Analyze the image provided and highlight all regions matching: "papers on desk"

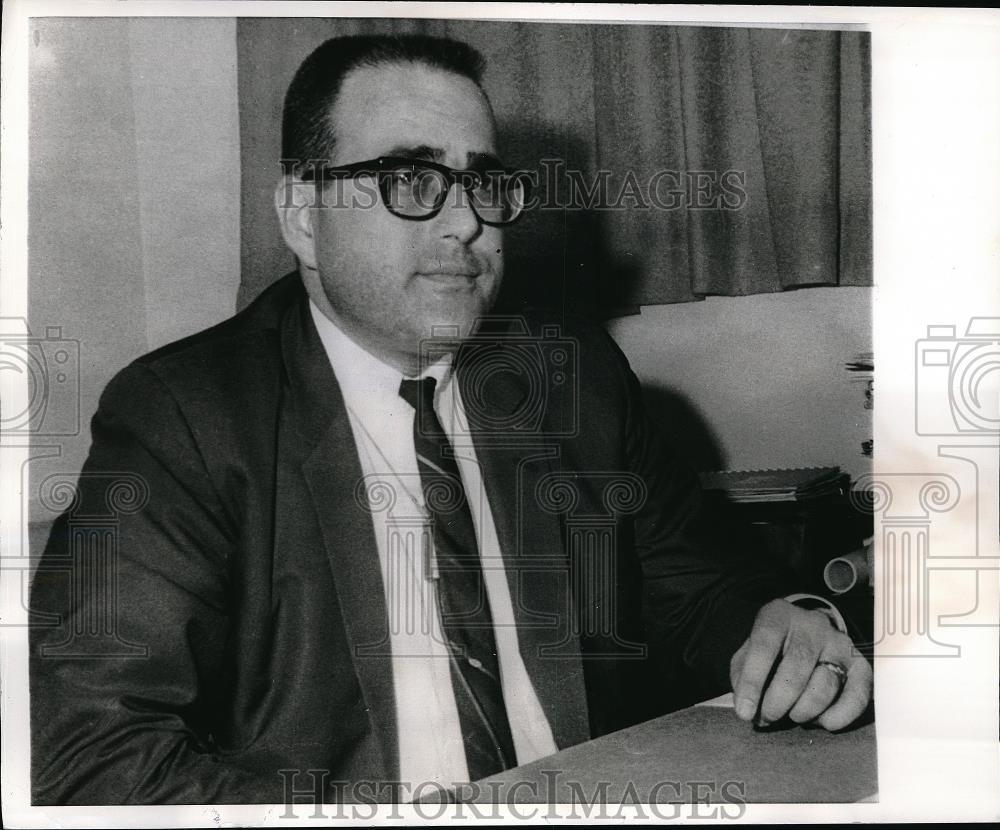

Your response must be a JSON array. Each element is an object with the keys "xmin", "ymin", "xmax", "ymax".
[
  {"xmin": 845, "ymin": 351, "xmax": 874, "ymax": 374},
  {"xmin": 698, "ymin": 466, "xmax": 848, "ymax": 503},
  {"xmin": 695, "ymin": 692, "xmax": 736, "ymax": 708},
  {"xmin": 846, "ymin": 351, "xmax": 874, "ymax": 459}
]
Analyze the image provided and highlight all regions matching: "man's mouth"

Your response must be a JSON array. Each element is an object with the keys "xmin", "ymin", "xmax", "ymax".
[{"xmin": 415, "ymin": 269, "xmax": 481, "ymax": 283}]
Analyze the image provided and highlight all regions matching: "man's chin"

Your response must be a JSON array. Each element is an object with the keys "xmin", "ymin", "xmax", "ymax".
[
  {"xmin": 404, "ymin": 308, "xmax": 490, "ymax": 358},
  {"xmin": 414, "ymin": 296, "xmax": 495, "ymax": 337}
]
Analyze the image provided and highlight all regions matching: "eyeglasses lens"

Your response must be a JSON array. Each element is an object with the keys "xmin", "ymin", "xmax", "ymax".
[
  {"xmin": 383, "ymin": 166, "xmax": 444, "ymax": 216},
  {"xmin": 384, "ymin": 163, "xmax": 523, "ymax": 224},
  {"xmin": 470, "ymin": 174, "xmax": 524, "ymax": 224}
]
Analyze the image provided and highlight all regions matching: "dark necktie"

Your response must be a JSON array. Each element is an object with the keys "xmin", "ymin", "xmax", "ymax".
[{"xmin": 398, "ymin": 376, "xmax": 516, "ymax": 780}]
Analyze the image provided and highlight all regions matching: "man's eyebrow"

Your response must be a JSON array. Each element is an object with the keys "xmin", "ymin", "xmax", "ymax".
[
  {"xmin": 384, "ymin": 146, "xmax": 506, "ymax": 169},
  {"xmin": 385, "ymin": 144, "xmax": 445, "ymax": 162}
]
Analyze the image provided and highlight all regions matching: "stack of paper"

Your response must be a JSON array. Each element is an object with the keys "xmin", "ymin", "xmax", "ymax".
[
  {"xmin": 846, "ymin": 351, "xmax": 874, "ymax": 457},
  {"xmin": 845, "ymin": 352, "xmax": 873, "ymax": 374},
  {"xmin": 698, "ymin": 466, "xmax": 848, "ymax": 503}
]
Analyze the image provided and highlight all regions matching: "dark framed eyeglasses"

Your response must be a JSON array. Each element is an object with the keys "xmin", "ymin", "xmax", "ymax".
[{"xmin": 296, "ymin": 156, "xmax": 530, "ymax": 226}]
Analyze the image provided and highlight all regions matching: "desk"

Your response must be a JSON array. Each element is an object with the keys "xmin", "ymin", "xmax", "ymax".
[{"xmin": 472, "ymin": 700, "xmax": 877, "ymax": 804}]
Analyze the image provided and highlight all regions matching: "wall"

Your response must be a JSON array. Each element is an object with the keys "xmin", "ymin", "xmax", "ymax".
[
  {"xmin": 606, "ymin": 288, "xmax": 872, "ymax": 481},
  {"xmin": 27, "ymin": 18, "xmax": 241, "ymax": 522},
  {"xmin": 24, "ymin": 17, "xmax": 871, "ymax": 527}
]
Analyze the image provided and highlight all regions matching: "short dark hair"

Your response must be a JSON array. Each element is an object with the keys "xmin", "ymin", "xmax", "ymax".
[{"xmin": 281, "ymin": 34, "xmax": 487, "ymax": 172}]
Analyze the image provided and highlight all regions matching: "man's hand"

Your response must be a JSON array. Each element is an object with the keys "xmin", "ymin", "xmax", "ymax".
[{"xmin": 730, "ymin": 599, "xmax": 873, "ymax": 731}]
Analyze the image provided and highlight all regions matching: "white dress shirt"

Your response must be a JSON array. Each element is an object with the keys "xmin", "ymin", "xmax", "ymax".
[{"xmin": 309, "ymin": 300, "xmax": 558, "ymax": 790}]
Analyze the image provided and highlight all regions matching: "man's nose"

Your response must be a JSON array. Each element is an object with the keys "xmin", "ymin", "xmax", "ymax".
[{"xmin": 435, "ymin": 181, "xmax": 482, "ymax": 243}]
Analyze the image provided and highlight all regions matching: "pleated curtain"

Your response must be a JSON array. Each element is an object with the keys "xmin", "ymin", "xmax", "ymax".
[{"xmin": 237, "ymin": 19, "xmax": 871, "ymax": 314}]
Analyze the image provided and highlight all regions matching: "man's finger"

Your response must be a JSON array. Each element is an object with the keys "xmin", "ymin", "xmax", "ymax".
[
  {"xmin": 787, "ymin": 662, "xmax": 844, "ymax": 724},
  {"xmin": 729, "ymin": 640, "xmax": 749, "ymax": 692},
  {"xmin": 816, "ymin": 657, "xmax": 873, "ymax": 731},
  {"xmin": 757, "ymin": 635, "xmax": 821, "ymax": 724},
  {"xmin": 732, "ymin": 604, "xmax": 786, "ymax": 721}
]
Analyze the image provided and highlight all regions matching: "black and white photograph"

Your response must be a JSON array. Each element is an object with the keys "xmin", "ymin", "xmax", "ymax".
[{"xmin": 1, "ymin": 2, "xmax": 997, "ymax": 825}]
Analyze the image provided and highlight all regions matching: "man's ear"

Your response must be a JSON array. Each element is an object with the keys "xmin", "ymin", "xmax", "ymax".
[{"xmin": 274, "ymin": 176, "xmax": 318, "ymax": 271}]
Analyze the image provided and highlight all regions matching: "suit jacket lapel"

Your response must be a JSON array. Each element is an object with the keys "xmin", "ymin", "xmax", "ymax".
[
  {"xmin": 279, "ymin": 296, "xmax": 591, "ymax": 771},
  {"xmin": 457, "ymin": 339, "xmax": 592, "ymax": 751},
  {"xmin": 280, "ymin": 293, "xmax": 398, "ymax": 781}
]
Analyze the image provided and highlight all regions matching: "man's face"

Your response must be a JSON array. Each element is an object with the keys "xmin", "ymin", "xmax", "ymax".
[{"xmin": 304, "ymin": 61, "xmax": 504, "ymax": 370}]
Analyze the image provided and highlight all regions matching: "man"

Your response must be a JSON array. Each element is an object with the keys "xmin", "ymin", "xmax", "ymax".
[{"xmin": 30, "ymin": 34, "xmax": 872, "ymax": 805}]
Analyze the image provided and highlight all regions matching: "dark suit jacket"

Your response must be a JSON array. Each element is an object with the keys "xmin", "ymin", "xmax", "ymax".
[{"xmin": 30, "ymin": 274, "xmax": 795, "ymax": 804}]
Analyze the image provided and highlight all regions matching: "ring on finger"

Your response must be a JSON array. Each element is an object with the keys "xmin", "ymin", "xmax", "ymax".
[{"xmin": 816, "ymin": 660, "xmax": 848, "ymax": 688}]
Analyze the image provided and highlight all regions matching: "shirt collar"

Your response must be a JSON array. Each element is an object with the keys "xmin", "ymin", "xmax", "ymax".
[{"xmin": 308, "ymin": 299, "xmax": 453, "ymax": 402}]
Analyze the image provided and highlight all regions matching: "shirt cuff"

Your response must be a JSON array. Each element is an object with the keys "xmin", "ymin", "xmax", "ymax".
[{"xmin": 783, "ymin": 593, "xmax": 849, "ymax": 635}]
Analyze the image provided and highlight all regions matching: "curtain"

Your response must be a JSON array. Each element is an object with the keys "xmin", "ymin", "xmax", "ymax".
[{"xmin": 237, "ymin": 19, "xmax": 871, "ymax": 314}]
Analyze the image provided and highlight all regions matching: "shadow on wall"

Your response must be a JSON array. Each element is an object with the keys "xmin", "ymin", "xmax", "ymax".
[
  {"xmin": 640, "ymin": 384, "xmax": 726, "ymax": 473},
  {"xmin": 494, "ymin": 121, "xmax": 641, "ymax": 318}
]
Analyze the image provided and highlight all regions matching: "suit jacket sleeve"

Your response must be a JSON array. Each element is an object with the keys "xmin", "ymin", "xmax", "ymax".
[
  {"xmin": 604, "ymin": 330, "xmax": 798, "ymax": 695},
  {"xmin": 30, "ymin": 362, "xmax": 270, "ymax": 804}
]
